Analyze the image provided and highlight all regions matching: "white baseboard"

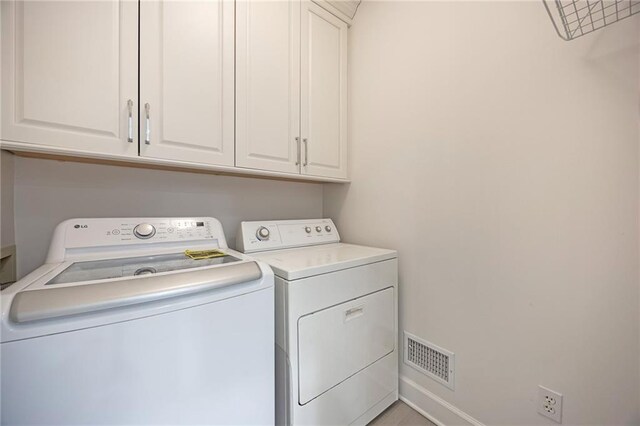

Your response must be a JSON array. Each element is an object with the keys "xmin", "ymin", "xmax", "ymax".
[{"xmin": 399, "ymin": 376, "xmax": 485, "ymax": 426}]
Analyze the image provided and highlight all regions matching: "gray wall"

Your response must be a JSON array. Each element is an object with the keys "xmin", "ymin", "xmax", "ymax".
[
  {"xmin": 1, "ymin": 151, "xmax": 15, "ymax": 249},
  {"xmin": 14, "ymin": 156, "xmax": 323, "ymax": 278},
  {"xmin": 324, "ymin": 1, "xmax": 639, "ymax": 424},
  {"xmin": 0, "ymin": 4, "xmax": 11, "ymax": 251}
]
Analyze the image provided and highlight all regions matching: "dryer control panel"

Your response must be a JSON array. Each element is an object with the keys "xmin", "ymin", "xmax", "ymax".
[{"xmin": 236, "ymin": 219, "xmax": 339, "ymax": 253}]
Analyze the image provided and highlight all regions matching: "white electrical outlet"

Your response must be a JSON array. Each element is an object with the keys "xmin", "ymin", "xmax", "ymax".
[{"xmin": 538, "ymin": 386, "xmax": 563, "ymax": 423}]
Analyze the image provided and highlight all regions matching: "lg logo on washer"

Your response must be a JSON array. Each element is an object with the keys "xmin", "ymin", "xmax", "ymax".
[{"xmin": 74, "ymin": 224, "xmax": 88, "ymax": 229}]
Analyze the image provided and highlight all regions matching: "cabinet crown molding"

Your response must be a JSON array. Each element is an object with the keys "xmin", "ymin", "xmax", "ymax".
[{"xmin": 311, "ymin": 0, "xmax": 361, "ymax": 24}]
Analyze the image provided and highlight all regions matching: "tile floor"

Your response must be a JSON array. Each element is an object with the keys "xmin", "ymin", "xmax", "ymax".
[{"xmin": 368, "ymin": 401, "xmax": 436, "ymax": 426}]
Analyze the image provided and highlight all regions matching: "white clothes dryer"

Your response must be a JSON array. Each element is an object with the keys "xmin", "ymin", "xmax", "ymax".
[{"xmin": 237, "ymin": 219, "xmax": 398, "ymax": 426}]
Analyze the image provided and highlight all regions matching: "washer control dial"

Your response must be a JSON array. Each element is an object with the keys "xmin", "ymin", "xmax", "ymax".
[
  {"xmin": 315, "ymin": 226, "xmax": 322, "ymax": 233},
  {"xmin": 256, "ymin": 226, "xmax": 270, "ymax": 241},
  {"xmin": 305, "ymin": 226, "xmax": 312, "ymax": 233},
  {"xmin": 133, "ymin": 223, "xmax": 156, "ymax": 239},
  {"xmin": 325, "ymin": 225, "xmax": 332, "ymax": 232}
]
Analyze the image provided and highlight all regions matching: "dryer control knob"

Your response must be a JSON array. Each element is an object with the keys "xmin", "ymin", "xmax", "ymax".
[
  {"xmin": 256, "ymin": 226, "xmax": 270, "ymax": 241},
  {"xmin": 305, "ymin": 226, "xmax": 312, "ymax": 233},
  {"xmin": 134, "ymin": 223, "xmax": 156, "ymax": 239},
  {"xmin": 315, "ymin": 226, "xmax": 322, "ymax": 233},
  {"xmin": 325, "ymin": 225, "xmax": 332, "ymax": 232}
]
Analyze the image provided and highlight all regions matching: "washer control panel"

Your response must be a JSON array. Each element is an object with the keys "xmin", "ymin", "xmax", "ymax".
[
  {"xmin": 63, "ymin": 217, "xmax": 219, "ymax": 249},
  {"xmin": 236, "ymin": 219, "xmax": 339, "ymax": 253}
]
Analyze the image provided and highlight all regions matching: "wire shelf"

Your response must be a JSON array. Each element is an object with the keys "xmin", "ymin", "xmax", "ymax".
[{"xmin": 543, "ymin": 0, "xmax": 640, "ymax": 40}]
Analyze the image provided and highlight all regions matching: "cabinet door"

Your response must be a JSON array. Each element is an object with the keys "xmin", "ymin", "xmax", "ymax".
[
  {"xmin": 300, "ymin": 2, "xmax": 347, "ymax": 179},
  {"xmin": 1, "ymin": 0, "xmax": 138, "ymax": 156},
  {"xmin": 236, "ymin": 0, "xmax": 301, "ymax": 174},
  {"xmin": 139, "ymin": 0, "xmax": 234, "ymax": 166}
]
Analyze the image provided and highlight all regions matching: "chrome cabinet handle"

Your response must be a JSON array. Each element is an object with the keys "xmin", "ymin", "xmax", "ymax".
[
  {"xmin": 127, "ymin": 99, "xmax": 134, "ymax": 143},
  {"xmin": 144, "ymin": 103, "xmax": 151, "ymax": 145},
  {"xmin": 295, "ymin": 137, "xmax": 300, "ymax": 166},
  {"xmin": 303, "ymin": 138, "xmax": 308, "ymax": 166}
]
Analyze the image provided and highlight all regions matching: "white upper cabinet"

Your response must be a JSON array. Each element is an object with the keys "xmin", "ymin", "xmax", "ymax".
[
  {"xmin": 139, "ymin": 0, "xmax": 235, "ymax": 166},
  {"xmin": 237, "ymin": 0, "xmax": 348, "ymax": 179},
  {"xmin": 236, "ymin": 0, "xmax": 301, "ymax": 174},
  {"xmin": 1, "ymin": 0, "xmax": 138, "ymax": 156},
  {"xmin": 301, "ymin": 1, "xmax": 348, "ymax": 179},
  {"xmin": 1, "ymin": 0, "xmax": 349, "ymax": 181}
]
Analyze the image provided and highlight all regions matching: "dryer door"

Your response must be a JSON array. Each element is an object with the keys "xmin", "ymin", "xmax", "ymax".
[{"xmin": 297, "ymin": 287, "xmax": 395, "ymax": 404}]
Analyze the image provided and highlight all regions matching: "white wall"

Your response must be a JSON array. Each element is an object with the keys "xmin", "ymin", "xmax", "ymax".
[
  {"xmin": 1, "ymin": 151, "xmax": 15, "ymax": 249},
  {"xmin": 14, "ymin": 157, "xmax": 323, "ymax": 278},
  {"xmin": 324, "ymin": 2, "xmax": 640, "ymax": 425}
]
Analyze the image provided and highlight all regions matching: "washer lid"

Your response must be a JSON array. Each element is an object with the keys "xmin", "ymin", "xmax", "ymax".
[
  {"xmin": 45, "ymin": 252, "xmax": 243, "ymax": 286},
  {"xmin": 248, "ymin": 243, "xmax": 396, "ymax": 280},
  {"xmin": 9, "ymin": 260, "xmax": 262, "ymax": 324}
]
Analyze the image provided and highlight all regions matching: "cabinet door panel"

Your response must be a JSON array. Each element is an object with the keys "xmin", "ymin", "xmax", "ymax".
[
  {"xmin": 300, "ymin": 2, "xmax": 347, "ymax": 179},
  {"xmin": 1, "ymin": 0, "xmax": 138, "ymax": 156},
  {"xmin": 140, "ymin": 0, "xmax": 234, "ymax": 166},
  {"xmin": 236, "ymin": 0, "xmax": 301, "ymax": 174}
]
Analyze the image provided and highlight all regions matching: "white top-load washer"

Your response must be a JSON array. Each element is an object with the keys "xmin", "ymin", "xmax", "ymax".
[
  {"xmin": 237, "ymin": 219, "xmax": 398, "ymax": 426},
  {"xmin": 1, "ymin": 217, "xmax": 274, "ymax": 426}
]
